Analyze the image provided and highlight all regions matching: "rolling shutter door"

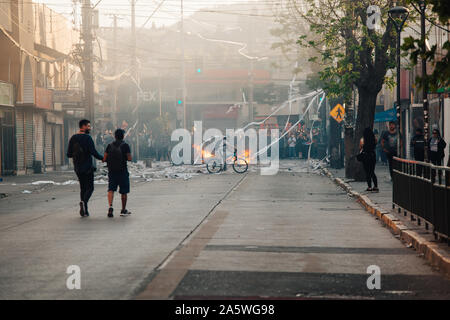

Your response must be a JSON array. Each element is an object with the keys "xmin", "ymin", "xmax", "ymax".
[
  {"xmin": 15, "ymin": 109, "xmax": 25, "ymax": 171},
  {"xmin": 24, "ymin": 110, "xmax": 33, "ymax": 168},
  {"xmin": 33, "ymin": 112, "xmax": 44, "ymax": 162},
  {"xmin": 44, "ymin": 123, "xmax": 53, "ymax": 167},
  {"xmin": 55, "ymin": 124, "xmax": 62, "ymax": 166}
]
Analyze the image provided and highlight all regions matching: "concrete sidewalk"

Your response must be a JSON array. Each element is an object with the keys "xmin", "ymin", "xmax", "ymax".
[
  {"xmin": 328, "ymin": 163, "xmax": 392, "ymax": 209},
  {"xmin": 325, "ymin": 163, "xmax": 450, "ymax": 277},
  {"xmin": 0, "ymin": 170, "xmax": 79, "ymax": 199}
]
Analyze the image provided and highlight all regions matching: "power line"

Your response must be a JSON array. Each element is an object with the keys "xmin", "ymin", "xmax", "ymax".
[
  {"xmin": 410, "ymin": 2, "xmax": 450, "ymax": 33},
  {"xmin": 140, "ymin": 0, "xmax": 165, "ymax": 28}
]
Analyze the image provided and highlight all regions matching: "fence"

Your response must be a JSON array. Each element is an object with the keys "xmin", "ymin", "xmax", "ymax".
[{"xmin": 392, "ymin": 157, "xmax": 450, "ymax": 240}]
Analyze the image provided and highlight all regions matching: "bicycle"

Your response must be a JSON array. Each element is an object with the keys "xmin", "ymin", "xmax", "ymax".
[{"xmin": 206, "ymin": 151, "xmax": 248, "ymax": 174}]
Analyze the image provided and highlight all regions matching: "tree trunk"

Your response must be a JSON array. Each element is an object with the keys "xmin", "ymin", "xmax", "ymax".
[
  {"xmin": 344, "ymin": 125, "xmax": 355, "ymax": 178},
  {"xmin": 345, "ymin": 86, "xmax": 378, "ymax": 181}
]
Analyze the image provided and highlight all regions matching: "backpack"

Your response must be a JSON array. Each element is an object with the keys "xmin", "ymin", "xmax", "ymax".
[
  {"xmin": 107, "ymin": 142, "xmax": 124, "ymax": 172},
  {"xmin": 72, "ymin": 141, "xmax": 87, "ymax": 166}
]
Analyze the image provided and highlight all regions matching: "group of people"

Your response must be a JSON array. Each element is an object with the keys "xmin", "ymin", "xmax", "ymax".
[
  {"xmin": 95, "ymin": 123, "xmax": 172, "ymax": 162},
  {"xmin": 281, "ymin": 124, "xmax": 322, "ymax": 159},
  {"xmin": 67, "ymin": 119, "xmax": 133, "ymax": 218},
  {"xmin": 410, "ymin": 127, "xmax": 448, "ymax": 166},
  {"xmin": 358, "ymin": 121, "xmax": 448, "ymax": 192}
]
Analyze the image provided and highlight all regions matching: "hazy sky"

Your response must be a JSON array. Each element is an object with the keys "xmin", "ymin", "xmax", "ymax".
[{"xmin": 35, "ymin": 0, "xmax": 269, "ymax": 28}]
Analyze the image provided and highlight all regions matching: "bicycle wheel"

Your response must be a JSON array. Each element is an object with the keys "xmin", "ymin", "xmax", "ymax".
[
  {"xmin": 233, "ymin": 157, "xmax": 248, "ymax": 174},
  {"xmin": 206, "ymin": 158, "xmax": 223, "ymax": 174}
]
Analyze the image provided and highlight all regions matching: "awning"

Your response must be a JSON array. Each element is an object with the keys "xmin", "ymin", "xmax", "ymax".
[
  {"xmin": 374, "ymin": 108, "xmax": 396, "ymax": 123},
  {"xmin": 435, "ymin": 86, "xmax": 450, "ymax": 94}
]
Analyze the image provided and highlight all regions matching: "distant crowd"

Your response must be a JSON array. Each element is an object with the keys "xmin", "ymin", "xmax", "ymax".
[
  {"xmin": 261, "ymin": 122, "xmax": 325, "ymax": 160},
  {"xmin": 95, "ymin": 121, "xmax": 172, "ymax": 162}
]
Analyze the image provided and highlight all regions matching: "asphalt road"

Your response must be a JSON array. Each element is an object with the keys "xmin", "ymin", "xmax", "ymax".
[{"xmin": 0, "ymin": 164, "xmax": 449, "ymax": 299}]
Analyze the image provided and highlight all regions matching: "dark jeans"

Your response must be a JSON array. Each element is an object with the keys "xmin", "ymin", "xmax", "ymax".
[
  {"xmin": 430, "ymin": 152, "xmax": 442, "ymax": 166},
  {"xmin": 386, "ymin": 152, "xmax": 396, "ymax": 179},
  {"xmin": 362, "ymin": 153, "xmax": 378, "ymax": 189},
  {"xmin": 414, "ymin": 155, "xmax": 425, "ymax": 177},
  {"xmin": 288, "ymin": 146, "xmax": 296, "ymax": 158},
  {"xmin": 76, "ymin": 170, "xmax": 94, "ymax": 210}
]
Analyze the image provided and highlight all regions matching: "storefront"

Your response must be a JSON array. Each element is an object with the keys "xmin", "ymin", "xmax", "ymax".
[
  {"xmin": 53, "ymin": 89, "xmax": 84, "ymax": 167},
  {"xmin": 0, "ymin": 81, "xmax": 15, "ymax": 176},
  {"xmin": 35, "ymin": 87, "xmax": 65, "ymax": 171},
  {"xmin": 44, "ymin": 112, "xmax": 64, "ymax": 170},
  {"xmin": 15, "ymin": 106, "xmax": 34, "ymax": 174}
]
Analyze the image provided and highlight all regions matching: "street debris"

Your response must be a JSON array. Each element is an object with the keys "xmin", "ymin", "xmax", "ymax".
[{"xmin": 96, "ymin": 161, "xmax": 208, "ymax": 182}]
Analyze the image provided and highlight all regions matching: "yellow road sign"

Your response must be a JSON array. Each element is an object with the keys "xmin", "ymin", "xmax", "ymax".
[{"xmin": 330, "ymin": 104, "xmax": 345, "ymax": 123}]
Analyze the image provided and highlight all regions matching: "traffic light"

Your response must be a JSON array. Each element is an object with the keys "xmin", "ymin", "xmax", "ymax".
[
  {"xmin": 194, "ymin": 57, "xmax": 203, "ymax": 74},
  {"xmin": 175, "ymin": 88, "xmax": 183, "ymax": 105}
]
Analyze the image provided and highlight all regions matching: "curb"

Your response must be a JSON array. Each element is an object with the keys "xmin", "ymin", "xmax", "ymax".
[{"xmin": 322, "ymin": 167, "xmax": 450, "ymax": 278}]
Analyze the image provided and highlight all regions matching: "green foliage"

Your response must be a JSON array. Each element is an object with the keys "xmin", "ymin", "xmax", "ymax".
[
  {"xmin": 293, "ymin": 0, "xmax": 397, "ymax": 102},
  {"xmin": 402, "ymin": 0, "xmax": 450, "ymax": 92}
]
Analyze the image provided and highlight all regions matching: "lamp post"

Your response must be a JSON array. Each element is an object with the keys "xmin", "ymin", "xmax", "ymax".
[
  {"xmin": 388, "ymin": 6, "xmax": 409, "ymax": 158},
  {"xmin": 418, "ymin": 0, "xmax": 429, "ymax": 162}
]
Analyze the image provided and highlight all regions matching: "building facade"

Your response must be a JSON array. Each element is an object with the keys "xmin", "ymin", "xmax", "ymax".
[{"xmin": 0, "ymin": 0, "xmax": 82, "ymax": 175}]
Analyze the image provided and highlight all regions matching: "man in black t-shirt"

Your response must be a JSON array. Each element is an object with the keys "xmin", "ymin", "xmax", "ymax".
[
  {"xmin": 67, "ymin": 119, "xmax": 104, "ymax": 217},
  {"xmin": 103, "ymin": 129, "xmax": 132, "ymax": 218},
  {"xmin": 410, "ymin": 128, "xmax": 425, "ymax": 162}
]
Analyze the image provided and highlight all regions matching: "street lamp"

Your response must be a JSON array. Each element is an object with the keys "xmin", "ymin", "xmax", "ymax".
[
  {"xmin": 418, "ymin": 0, "xmax": 429, "ymax": 162},
  {"xmin": 388, "ymin": 6, "xmax": 409, "ymax": 158}
]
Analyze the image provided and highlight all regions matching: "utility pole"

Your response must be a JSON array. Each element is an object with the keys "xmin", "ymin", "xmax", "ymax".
[
  {"xmin": 131, "ymin": 0, "xmax": 140, "ymax": 160},
  {"xmin": 181, "ymin": 0, "xmax": 187, "ymax": 129},
  {"xmin": 248, "ymin": 12, "xmax": 255, "ymax": 123},
  {"xmin": 112, "ymin": 14, "xmax": 118, "ymax": 128},
  {"xmin": 159, "ymin": 72, "xmax": 162, "ymax": 117},
  {"xmin": 82, "ymin": 0, "xmax": 94, "ymax": 127},
  {"xmin": 419, "ymin": 1, "xmax": 429, "ymax": 162},
  {"xmin": 131, "ymin": 0, "xmax": 137, "ymax": 85}
]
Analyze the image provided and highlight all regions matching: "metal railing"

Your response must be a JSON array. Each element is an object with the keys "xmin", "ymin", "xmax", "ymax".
[{"xmin": 392, "ymin": 157, "xmax": 450, "ymax": 241}]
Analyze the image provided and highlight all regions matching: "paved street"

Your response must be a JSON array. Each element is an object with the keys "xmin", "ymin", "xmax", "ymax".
[{"xmin": 0, "ymin": 160, "xmax": 449, "ymax": 299}]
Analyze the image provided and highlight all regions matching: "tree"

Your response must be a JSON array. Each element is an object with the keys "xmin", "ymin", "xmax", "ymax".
[
  {"xmin": 270, "ymin": 2, "xmax": 324, "ymax": 78},
  {"xmin": 402, "ymin": 0, "xmax": 450, "ymax": 92},
  {"xmin": 279, "ymin": 0, "xmax": 398, "ymax": 180}
]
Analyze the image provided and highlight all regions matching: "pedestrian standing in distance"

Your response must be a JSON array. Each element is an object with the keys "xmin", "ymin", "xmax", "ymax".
[
  {"xmin": 67, "ymin": 119, "xmax": 104, "ymax": 217},
  {"xmin": 103, "ymin": 129, "xmax": 132, "ymax": 218},
  {"xmin": 373, "ymin": 129, "xmax": 380, "ymax": 162},
  {"xmin": 96, "ymin": 130, "xmax": 104, "ymax": 154},
  {"xmin": 279, "ymin": 134, "xmax": 285, "ymax": 159},
  {"xmin": 359, "ymin": 128, "xmax": 379, "ymax": 192},
  {"xmin": 410, "ymin": 128, "xmax": 425, "ymax": 162},
  {"xmin": 381, "ymin": 121, "xmax": 398, "ymax": 180},
  {"xmin": 288, "ymin": 134, "xmax": 296, "ymax": 158},
  {"xmin": 428, "ymin": 129, "xmax": 447, "ymax": 166}
]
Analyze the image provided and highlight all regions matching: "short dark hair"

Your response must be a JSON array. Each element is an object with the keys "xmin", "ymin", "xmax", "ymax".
[
  {"xmin": 389, "ymin": 121, "xmax": 396, "ymax": 125},
  {"xmin": 79, "ymin": 119, "xmax": 90, "ymax": 128},
  {"xmin": 115, "ymin": 128, "xmax": 125, "ymax": 140}
]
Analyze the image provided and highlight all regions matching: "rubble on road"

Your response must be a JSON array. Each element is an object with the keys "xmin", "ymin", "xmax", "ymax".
[{"xmin": 95, "ymin": 161, "xmax": 209, "ymax": 182}]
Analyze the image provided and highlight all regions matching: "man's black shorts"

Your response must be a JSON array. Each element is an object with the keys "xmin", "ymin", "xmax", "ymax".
[{"xmin": 108, "ymin": 171, "xmax": 130, "ymax": 194}]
